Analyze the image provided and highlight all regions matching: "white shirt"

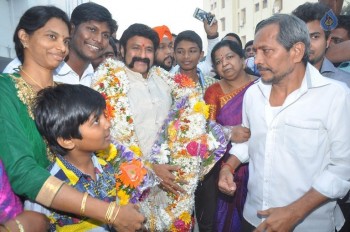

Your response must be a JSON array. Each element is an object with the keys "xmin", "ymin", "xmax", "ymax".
[
  {"xmin": 230, "ymin": 64, "xmax": 350, "ymax": 231},
  {"xmin": 54, "ymin": 62, "xmax": 94, "ymax": 86},
  {"xmin": 126, "ymin": 67, "xmax": 172, "ymax": 157},
  {"xmin": 2, "ymin": 57, "xmax": 94, "ymax": 87}
]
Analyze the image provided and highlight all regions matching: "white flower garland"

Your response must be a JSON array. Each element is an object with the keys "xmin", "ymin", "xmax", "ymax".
[{"xmin": 92, "ymin": 59, "xmax": 226, "ymax": 231}]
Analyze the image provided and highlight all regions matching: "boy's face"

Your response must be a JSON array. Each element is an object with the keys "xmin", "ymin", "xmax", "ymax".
[
  {"xmin": 72, "ymin": 113, "xmax": 111, "ymax": 154},
  {"xmin": 174, "ymin": 40, "xmax": 203, "ymax": 72}
]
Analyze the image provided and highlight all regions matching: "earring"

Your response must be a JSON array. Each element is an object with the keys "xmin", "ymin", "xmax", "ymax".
[{"xmin": 23, "ymin": 43, "xmax": 27, "ymax": 48}]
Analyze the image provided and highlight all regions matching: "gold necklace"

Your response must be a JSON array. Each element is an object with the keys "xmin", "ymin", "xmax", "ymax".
[{"xmin": 20, "ymin": 66, "xmax": 53, "ymax": 89}]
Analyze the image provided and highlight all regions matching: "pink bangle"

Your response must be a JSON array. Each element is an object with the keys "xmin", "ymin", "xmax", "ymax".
[{"xmin": 221, "ymin": 162, "xmax": 235, "ymax": 174}]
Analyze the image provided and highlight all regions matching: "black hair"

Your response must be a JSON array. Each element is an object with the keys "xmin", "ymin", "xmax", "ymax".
[
  {"xmin": 174, "ymin": 30, "xmax": 203, "ymax": 51},
  {"xmin": 336, "ymin": 15, "xmax": 350, "ymax": 38},
  {"xmin": 70, "ymin": 2, "xmax": 117, "ymax": 35},
  {"xmin": 13, "ymin": 5, "xmax": 70, "ymax": 63},
  {"xmin": 109, "ymin": 37, "xmax": 118, "ymax": 57},
  {"xmin": 244, "ymin": 40, "xmax": 254, "ymax": 50},
  {"xmin": 292, "ymin": 2, "xmax": 331, "ymax": 39},
  {"xmin": 211, "ymin": 40, "xmax": 244, "ymax": 67},
  {"xmin": 222, "ymin": 32, "xmax": 243, "ymax": 48},
  {"xmin": 119, "ymin": 23, "xmax": 159, "ymax": 59},
  {"xmin": 33, "ymin": 84, "xmax": 106, "ymax": 156}
]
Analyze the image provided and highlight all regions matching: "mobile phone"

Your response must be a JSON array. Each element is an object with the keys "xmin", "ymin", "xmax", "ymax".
[{"xmin": 193, "ymin": 7, "xmax": 215, "ymax": 26}]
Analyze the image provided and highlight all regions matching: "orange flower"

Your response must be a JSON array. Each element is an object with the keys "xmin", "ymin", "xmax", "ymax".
[
  {"xmin": 174, "ymin": 74, "xmax": 195, "ymax": 88},
  {"xmin": 118, "ymin": 159, "xmax": 147, "ymax": 188},
  {"xmin": 104, "ymin": 100, "xmax": 115, "ymax": 120}
]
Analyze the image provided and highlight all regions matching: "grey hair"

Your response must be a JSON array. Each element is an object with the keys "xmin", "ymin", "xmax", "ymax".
[{"xmin": 255, "ymin": 14, "xmax": 310, "ymax": 65}]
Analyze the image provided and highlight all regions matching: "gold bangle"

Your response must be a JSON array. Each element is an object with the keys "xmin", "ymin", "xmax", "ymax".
[
  {"xmin": 105, "ymin": 202, "xmax": 116, "ymax": 224},
  {"xmin": 111, "ymin": 205, "xmax": 121, "ymax": 225},
  {"xmin": 80, "ymin": 192, "xmax": 89, "ymax": 217},
  {"xmin": 15, "ymin": 220, "xmax": 24, "ymax": 232}
]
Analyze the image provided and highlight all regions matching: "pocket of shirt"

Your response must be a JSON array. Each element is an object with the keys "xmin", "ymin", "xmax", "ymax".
[{"xmin": 284, "ymin": 119, "xmax": 321, "ymax": 158}]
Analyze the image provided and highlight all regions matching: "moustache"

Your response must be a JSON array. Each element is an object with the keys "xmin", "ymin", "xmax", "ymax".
[
  {"xmin": 128, "ymin": 57, "xmax": 151, "ymax": 69},
  {"xmin": 257, "ymin": 64, "xmax": 271, "ymax": 72},
  {"xmin": 164, "ymin": 56, "xmax": 174, "ymax": 63}
]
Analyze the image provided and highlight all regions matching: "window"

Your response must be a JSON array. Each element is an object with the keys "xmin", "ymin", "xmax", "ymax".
[
  {"xmin": 263, "ymin": 0, "xmax": 268, "ymax": 8},
  {"xmin": 241, "ymin": 8, "xmax": 246, "ymax": 26},
  {"xmin": 255, "ymin": 3, "xmax": 260, "ymax": 12},
  {"xmin": 220, "ymin": 17, "xmax": 226, "ymax": 31},
  {"xmin": 221, "ymin": 0, "xmax": 225, "ymax": 8},
  {"xmin": 273, "ymin": 0, "xmax": 283, "ymax": 13}
]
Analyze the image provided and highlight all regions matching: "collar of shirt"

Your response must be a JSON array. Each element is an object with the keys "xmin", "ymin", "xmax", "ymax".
[
  {"xmin": 55, "ymin": 154, "xmax": 103, "ymax": 185},
  {"xmin": 54, "ymin": 62, "xmax": 94, "ymax": 80},
  {"xmin": 320, "ymin": 57, "xmax": 338, "ymax": 75},
  {"xmin": 256, "ymin": 63, "xmax": 331, "ymax": 106}
]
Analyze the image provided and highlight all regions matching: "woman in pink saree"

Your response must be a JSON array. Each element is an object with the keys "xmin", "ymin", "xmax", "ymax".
[{"xmin": 204, "ymin": 40, "xmax": 258, "ymax": 232}]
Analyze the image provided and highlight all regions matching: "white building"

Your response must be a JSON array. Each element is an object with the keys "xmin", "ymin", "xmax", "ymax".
[{"xmin": 203, "ymin": 0, "xmax": 319, "ymax": 46}]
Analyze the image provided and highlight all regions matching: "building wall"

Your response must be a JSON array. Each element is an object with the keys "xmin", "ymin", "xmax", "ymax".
[
  {"xmin": 204, "ymin": 0, "xmax": 319, "ymax": 46},
  {"xmin": 0, "ymin": 0, "xmax": 88, "ymax": 59}
]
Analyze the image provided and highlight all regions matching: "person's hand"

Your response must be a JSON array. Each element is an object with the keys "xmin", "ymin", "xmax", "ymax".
[
  {"xmin": 112, "ymin": 203, "xmax": 145, "ymax": 232},
  {"xmin": 3, "ymin": 211, "xmax": 49, "ymax": 232},
  {"xmin": 204, "ymin": 13, "xmax": 218, "ymax": 37},
  {"xmin": 254, "ymin": 206, "xmax": 301, "ymax": 232},
  {"xmin": 152, "ymin": 164, "xmax": 186, "ymax": 195},
  {"xmin": 218, "ymin": 167, "xmax": 236, "ymax": 195},
  {"xmin": 231, "ymin": 125, "xmax": 250, "ymax": 143}
]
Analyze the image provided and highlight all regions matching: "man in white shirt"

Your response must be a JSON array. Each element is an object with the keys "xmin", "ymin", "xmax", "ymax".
[
  {"xmin": 218, "ymin": 14, "xmax": 350, "ymax": 232},
  {"xmin": 3, "ymin": 2, "xmax": 117, "ymax": 87}
]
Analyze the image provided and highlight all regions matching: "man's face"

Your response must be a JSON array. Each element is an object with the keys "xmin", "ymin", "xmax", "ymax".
[
  {"xmin": 122, "ymin": 35, "xmax": 155, "ymax": 77},
  {"xmin": 306, "ymin": 20, "xmax": 328, "ymax": 68},
  {"xmin": 330, "ymin": 27, "xmax": 350, "ymax": 45},
  {"xmin": 254, "ymin": 24, "xmax": 296, "ymax": 84},
  {"xmin": 155, "ymin": 37, "xmax": 174, "ymax": 71},
  {"xmin": 70, "ymin": 20, "xmax": 111, "ymax": 61},
  {"xmin": 174, "ymin": 40, "xmax": 203, "ymax": 72}
]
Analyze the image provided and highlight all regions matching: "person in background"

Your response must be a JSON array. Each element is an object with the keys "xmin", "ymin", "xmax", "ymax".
[
  {"xmin": 204, "ymin": 40, "xmax": 257, "ymax": 232},
  {"xmin": 0, "ymin": 6, "xmax": 144, "ymax": 232},
  {"xmin": 219, "ymin": 14, "xmax": 350, "ymax": 232},
  {"xmin": 3, "ymin": 2, "xmax": 117, "ymax": 87},
  {"xmin": 244, "ymin": 40, "xmax": 254, "ymax": 58},
  {"xmin": 292, "ymin": 2, "xmax": 350, "ymax": 87},
  {"xmin": 222, "ymin": 32, "xmax": 243, "ymax": 48},
  {"xmin": 171, "ymin": 14, "xmax": 220, "ymax": 77},
  {"xmin": 174, "ymin": 30, "xmax": 217, "ymax": 95},
  {"xmin": 25, "ymin": 84, "xmax": 116, "ymax": 231},
  {"xmin": 329, "ymin": 15, "xmax": 350, "ymax": 72},
  {"xmin": 153, "ymin": 25, "xmax": 175, "ymax": 71},
  {"xmin": 91, "ymin": 36, "xmax": 118, "ymax": 71}
]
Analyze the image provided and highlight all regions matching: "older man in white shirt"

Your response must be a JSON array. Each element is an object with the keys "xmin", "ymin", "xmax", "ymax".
[{"xmin": 218, "ymin": 14, "xmax": 350, "ymax": 232}]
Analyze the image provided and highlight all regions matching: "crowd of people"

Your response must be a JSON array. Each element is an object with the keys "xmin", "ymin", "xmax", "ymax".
[{"xmin": 0, "ymin": 0, "xmax": 350, "ymax": 232}]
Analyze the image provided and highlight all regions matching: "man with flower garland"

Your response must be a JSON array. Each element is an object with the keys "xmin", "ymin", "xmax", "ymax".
[
  {"xmin": 92, "ymin": 23, "xmax": 227, "ymax": 231},
  {"xmin": 93, "ymin": 23, "xmax": 185, "ymax": 195}
]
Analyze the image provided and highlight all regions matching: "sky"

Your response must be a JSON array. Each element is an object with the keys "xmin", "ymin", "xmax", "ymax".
[{"xmin": 93, "ymin": 0, "xmax": 208, "ymax": 52}]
